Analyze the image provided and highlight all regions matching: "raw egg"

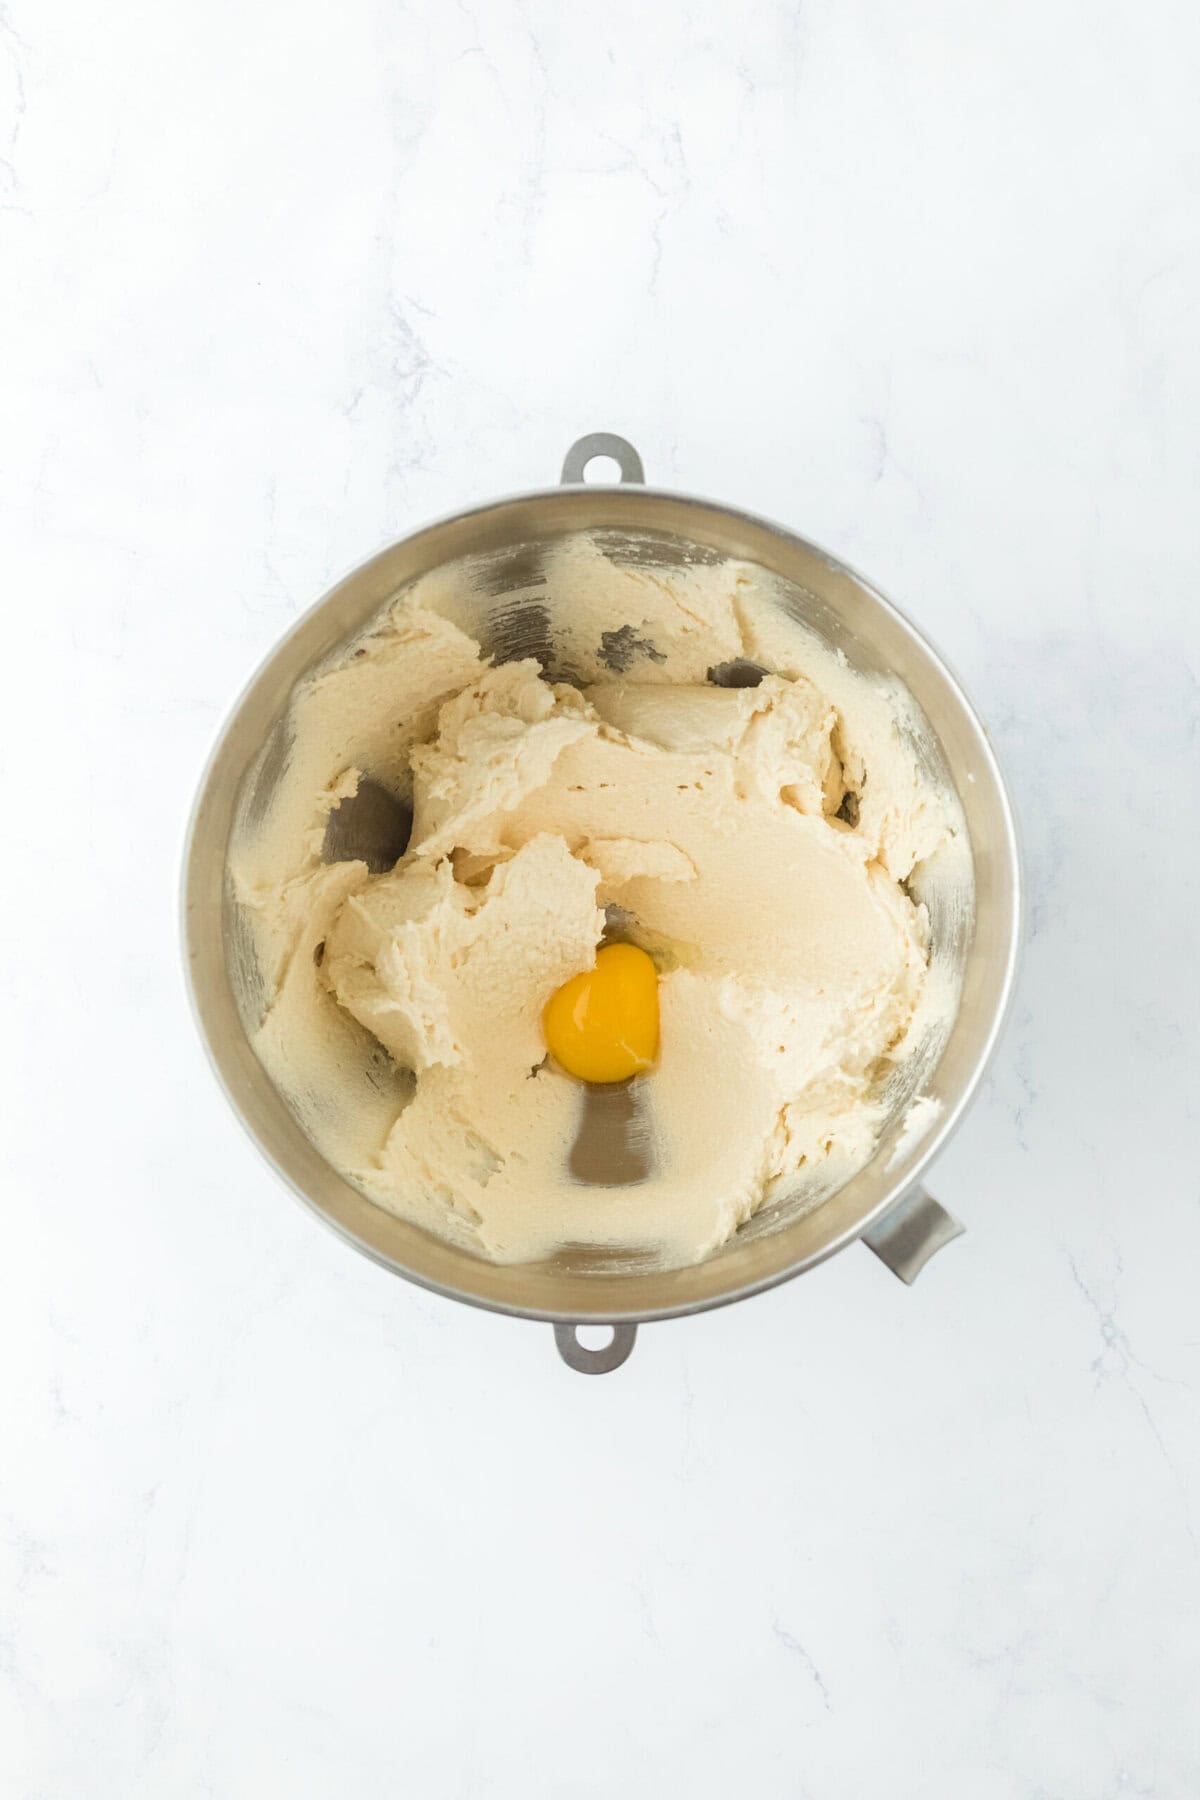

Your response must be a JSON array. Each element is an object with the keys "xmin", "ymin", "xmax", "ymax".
[{"xmin": 543, "ymin": 943, "xmax": 659, "ymax": 1084}]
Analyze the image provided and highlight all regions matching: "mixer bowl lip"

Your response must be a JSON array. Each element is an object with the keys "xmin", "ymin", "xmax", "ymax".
[{"xmin": 181, "ymin": 477, "xmax": 1023, "ymax": 1326}]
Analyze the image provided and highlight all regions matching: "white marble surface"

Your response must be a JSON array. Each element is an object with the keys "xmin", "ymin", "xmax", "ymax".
[{"xmin": 4, "ymin": 0, "xmax": 1200, "ymax": 1792}]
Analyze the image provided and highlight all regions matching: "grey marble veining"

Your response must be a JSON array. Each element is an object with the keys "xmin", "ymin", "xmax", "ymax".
[{"xmin": 3, "ymin": 0, "xmax": 1199, "ymax": 1794}]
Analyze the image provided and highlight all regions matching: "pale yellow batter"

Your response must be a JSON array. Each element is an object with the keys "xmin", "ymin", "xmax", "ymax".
[{"xmin": 231, "ymin": 533, "xmax": 967, "ymax": 1267}]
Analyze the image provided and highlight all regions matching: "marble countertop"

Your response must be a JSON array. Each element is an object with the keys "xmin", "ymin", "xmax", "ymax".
[{"xmin": 4, "ymin": 0, "xmax": 1199, "ymax": 1793}]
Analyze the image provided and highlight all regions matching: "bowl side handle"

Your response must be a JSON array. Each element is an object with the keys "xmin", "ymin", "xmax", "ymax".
[{"xmin": 862, "ymin": 1187, "xmax": 965, "ymax": 1284}]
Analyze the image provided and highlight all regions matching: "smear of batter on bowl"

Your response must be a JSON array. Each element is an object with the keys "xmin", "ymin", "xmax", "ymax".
[{"xmin": 230, "ymin": 532, "xmax": 970, "ymax": 1268}]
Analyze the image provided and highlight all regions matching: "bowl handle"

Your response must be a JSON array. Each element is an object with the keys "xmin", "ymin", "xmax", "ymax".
[
  {"xmin": 561, "ymin": 432, "xmax": 646, "ymax": 486},
  {"xmin": 862, "ymin": 1187, "xmax": 964, "ymax": 1284},
  {"xmin": 553, "ymin": 1322, "xmax": 639, "ymax": 1374}
]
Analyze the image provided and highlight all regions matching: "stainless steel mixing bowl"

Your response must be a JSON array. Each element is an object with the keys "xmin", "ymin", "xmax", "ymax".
[{"xmin": 183, "ymin": 433, "xmax": 1020, "ymax": 1373}]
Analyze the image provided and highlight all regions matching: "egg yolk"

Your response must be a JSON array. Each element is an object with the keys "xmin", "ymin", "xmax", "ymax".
[{"xmin": 542, "ymin": 943, "xmax": 659, "ymax": 1084}]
